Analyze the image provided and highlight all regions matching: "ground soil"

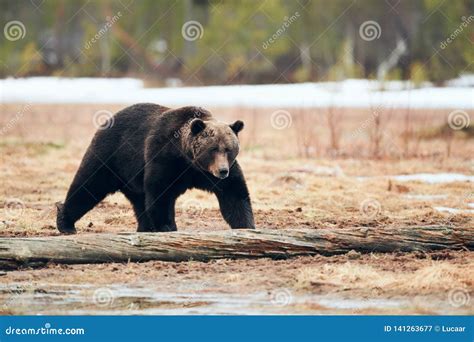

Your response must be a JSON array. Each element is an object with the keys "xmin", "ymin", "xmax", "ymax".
[{"xmin": 0, "ymin": 103, "xmax": 472, "ymax": 314}]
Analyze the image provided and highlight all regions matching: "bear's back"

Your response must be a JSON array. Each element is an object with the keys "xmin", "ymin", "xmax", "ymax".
[{"xmin": 87, "ymin": 104, "xmax": 212, "ymax": 186}]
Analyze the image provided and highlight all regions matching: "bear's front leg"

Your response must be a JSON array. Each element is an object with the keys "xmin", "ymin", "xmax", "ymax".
[
  {"xmin": 217, "ymin": 192, "xmax": 255, "ymax": 229},
  {"xmin": 144, "ymin": 192, "xmax": 178, "ymax": 232},
  {"xmin": 215, "ymin": 162, "xmax": 255, "ymax": 229},
  {"xmin": 144, "ymin": 166, "xmax": 178, "ymax": 232}
]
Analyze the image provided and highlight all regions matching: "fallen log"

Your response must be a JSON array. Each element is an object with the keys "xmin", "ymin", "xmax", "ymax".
[{"xmin": 0, "ymin": 226, "xmax": 472, "ymax": 270}]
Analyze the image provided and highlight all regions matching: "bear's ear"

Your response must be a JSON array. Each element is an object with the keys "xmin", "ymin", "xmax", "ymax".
[
  {"xmin": 190, "ymin": 119, "xmax": 206, "ymax": 135},
  {"xmin": 230, "ymin": 120, "xmax": 244, "ymax": 135}
]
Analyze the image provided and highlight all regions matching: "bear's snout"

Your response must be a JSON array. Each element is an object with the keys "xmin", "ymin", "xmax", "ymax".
[
  {"xmin": 218, "ymin": 167, "xmax": 229, "ymax": 179},
  {"xmin": 208, "ymin": 152, "xmax": 230, "ymax": 179}
]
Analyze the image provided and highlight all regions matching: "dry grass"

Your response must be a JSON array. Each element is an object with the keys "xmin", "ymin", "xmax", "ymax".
[
  {"xmin": 0, "ymin": 103, "xmax": 472, "ymax": 237},
  {"xmin": 0, "ymin": 103, "xmax": 472, "ymax": 314},
  {"xmin": 1, "ymin": 251, "xmax": 472, "ymax": 314},
  {"xmin": 1, "ymin": 103, "xmax": 473, "ymax": 159},
  {"xmin": 295, "ymin": 261, "xmax": 473, "ymax": 296}
]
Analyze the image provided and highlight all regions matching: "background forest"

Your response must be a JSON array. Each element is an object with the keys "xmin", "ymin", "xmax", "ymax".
[{"xmin": 1, "ymin": 0, "xmax": 473, "ymax": 85}]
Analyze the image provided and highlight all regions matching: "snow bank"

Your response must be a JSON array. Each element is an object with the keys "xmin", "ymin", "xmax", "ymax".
[
  {"xmin": 446, "ymin": 74, "xmax": 474, "ymax": 87},
  {"xmin": 0, "ymin": 77, "xmax": 473, "ymax": 108}
]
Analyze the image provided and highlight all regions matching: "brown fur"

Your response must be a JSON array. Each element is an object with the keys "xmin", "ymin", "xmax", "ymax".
[{"xmin": 181, "ymin": 119, "xmax": 240, "ymax": 177}]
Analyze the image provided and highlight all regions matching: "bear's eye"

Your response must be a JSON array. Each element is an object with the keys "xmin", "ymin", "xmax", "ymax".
[
  {"xmin": 224, "ymin": 148, "xmax": 231, "ymax": 153},
  {"xmin": 211, "ymin": 147, "xmax": 219, "ymax": 153}
]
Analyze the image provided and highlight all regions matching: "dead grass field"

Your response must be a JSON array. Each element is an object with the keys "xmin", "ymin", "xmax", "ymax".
[{"xmin": 0, "ymin": 103, "xmax": 472, "ymax": 314}]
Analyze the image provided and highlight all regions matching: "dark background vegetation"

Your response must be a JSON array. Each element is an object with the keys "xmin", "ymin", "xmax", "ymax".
[{"xmin": 1, "ymin": 0, "xmax": 472, "ymax": 85}]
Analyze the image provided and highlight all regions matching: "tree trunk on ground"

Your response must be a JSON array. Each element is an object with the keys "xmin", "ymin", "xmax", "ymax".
[{"xmin": 0, "ymin": 226, "xmax": 471, "ymax": 270}]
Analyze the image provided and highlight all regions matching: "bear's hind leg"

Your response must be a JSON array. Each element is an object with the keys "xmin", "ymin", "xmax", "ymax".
[
  {"xmin": 121, "ymin": 189, "xmax": 153, "ymax": 232},
  {"xmin": 56, "ymin": 201, "xmax": 76, "ymax": 234},
  {"xmin": 58, "ymin": 164, "xmax": 121, "ymax": 234}
]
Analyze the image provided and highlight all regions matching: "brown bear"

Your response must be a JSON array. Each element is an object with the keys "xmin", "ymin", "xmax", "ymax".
[{"xmin": 56, "ymin": 103, "xmax": 255, "ymax": 234}]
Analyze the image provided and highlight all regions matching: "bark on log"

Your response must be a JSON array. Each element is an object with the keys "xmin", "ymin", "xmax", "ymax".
[{"xmin": 0, "ymin": 226, "xmax": 471, "ymax": 270}]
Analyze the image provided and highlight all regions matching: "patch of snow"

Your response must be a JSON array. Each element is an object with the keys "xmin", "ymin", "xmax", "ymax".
[
  {"xmin": 290, "ymin": 165, "xmax": 345, "ymax": 177},
  {"xmin": 356, "ymin": 173, "xmax": 473, "ymax": 184},
  {"xmin": 392, "ymin": 173, "xmax": 474, "ymax": 184},
  {"xmin": 0, "ymin": 77, "xmax": 143, "ymax": 104},
  {"xmin": 434, "ymin": 207, "xmax": 474, "ymax": 214},
  {"xmin": 355, "ymin": 176, "xmax": 369, "ymax": 181},
  {"xmin": 446, "ymin": 74, "xmax": 474, "ymax": 87},
  {"xmin": 1, "ymin": 77, "xmax": 473, "ymax": 109},
  {"xmin": 403, "ymin": 194, "xmax": 448, "ymax": 200}
]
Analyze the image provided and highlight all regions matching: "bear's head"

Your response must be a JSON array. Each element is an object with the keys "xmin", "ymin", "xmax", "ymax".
[{"xmin": 187, "ymin": 118, "xmax": 244, "ymax": 179}]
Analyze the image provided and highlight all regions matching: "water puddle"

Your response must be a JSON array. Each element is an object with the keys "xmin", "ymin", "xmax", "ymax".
[{"xmin": 0, "ymin": 283, "xmax": 419, "ymax": 315}]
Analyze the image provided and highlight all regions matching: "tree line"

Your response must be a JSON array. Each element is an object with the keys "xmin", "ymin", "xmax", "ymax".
[{"xmin": 1, "ymin": 0, "xmax": 472, "ymax": 85}]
